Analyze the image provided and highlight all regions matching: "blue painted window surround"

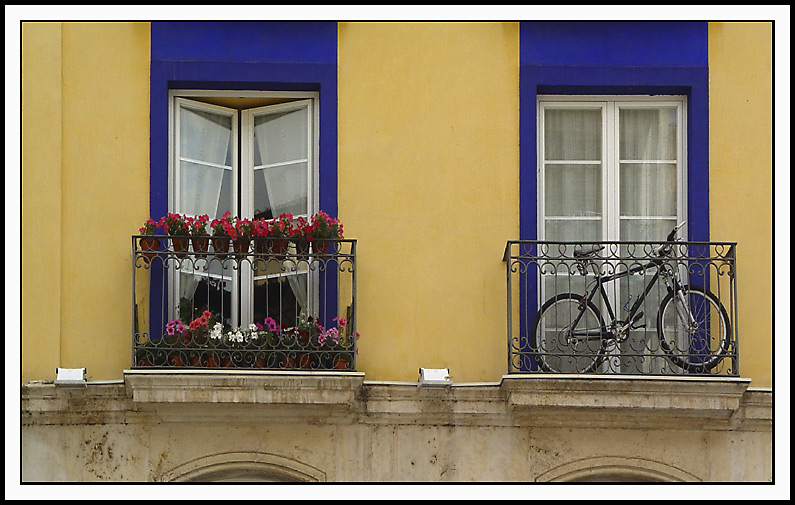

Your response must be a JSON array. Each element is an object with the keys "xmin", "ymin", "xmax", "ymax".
[
  {"xmin": 520, "ymin": 21, "xmax": 709, "ymax": 243},
  {"xmin": 148, "ymin": 21, "xmax": 338, "ymax": 337},
  {"xmin": 518, "ymin": 22, "xmax": 710, "ymax": 371},
  {"xmin": 149, "ymin": 21, "xmax": 338, "ymax": 222}
]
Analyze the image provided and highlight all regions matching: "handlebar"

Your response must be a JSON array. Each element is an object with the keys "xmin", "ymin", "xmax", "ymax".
[{"xmin": 655, "ymin": 221, "xmax": 687, "ymax": 257}]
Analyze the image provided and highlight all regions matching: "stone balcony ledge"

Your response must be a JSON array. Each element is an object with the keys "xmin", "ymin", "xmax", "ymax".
[
  {"xmin": 501, "ymin": 374, "xmax": 754, "ymax": 429},
  {"xmin": 123, "ymin": 369, "xmax": 365, "ymax": 423}
]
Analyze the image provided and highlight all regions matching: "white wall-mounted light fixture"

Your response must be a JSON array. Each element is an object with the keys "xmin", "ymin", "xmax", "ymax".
[
  {"xmin": 54, "ymin": 368, "xmax": 87, "ymax": 388},
  {"xmin": 418, "ymin": 368, "xmax": 452, "ymax": 388}
]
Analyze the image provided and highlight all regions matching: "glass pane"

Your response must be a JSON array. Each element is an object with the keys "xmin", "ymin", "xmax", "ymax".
[
  {"xmin": 544, "ymin": 108, "xmax": 602, "ymax": 161},
  {"xmin": 179, "ymin": 161, "xmax": 228, "ymax": 218},
  {"xmin": 177, "ymin": 267, "xmax": 234, "ymax": 329},
  {"xmin": 544, "ymin": 219, "xmax": 601, "ymax": 242},
  {"xmin": 252, "ymin": 273, "xmax": 308, "ymax": 328},
  {"xmin": 620, "ymin": 218, "xmax": 678, "ymax": 242},
  {"xmin": 619, "ymin": 163, "xmax": 677, "ymax": 217},
  {"xmin": 253, "ymin": 109, "xmax": 308, "ymax": 166},
  {"xmin": 544, "ymin": 163, "xmax": 602, "ymax": 217},
  {"xmin": 543, "ymin": 272, "xmax": 597, "ymax": 299},
  {"xmin": 619, "ymin": 107, "xmax": 677, "ymax": 161},
  {"xmin": 253, "ymin": 168, "xmax": 274, "ymax": 220},
  {"xmin": 179, "ymin": 107, "xmax": 233, "ymax": 166},
  {"xmin": 255, "ymin": 162, "xmax": 308, "ymax": 218}
]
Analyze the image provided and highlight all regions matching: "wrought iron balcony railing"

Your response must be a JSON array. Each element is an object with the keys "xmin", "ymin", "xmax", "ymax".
[
  {"xmin": 132, "ymin": 235, "xmax": 357, "ymax": 371},
  {"xmin": 503, "ymin": 240, "xmax": 738, "ymax": 376}
]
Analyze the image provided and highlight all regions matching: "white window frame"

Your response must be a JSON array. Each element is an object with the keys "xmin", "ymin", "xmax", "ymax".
[
  {"xmin": 168, "ymin": 90, "xmax": 320, "ymax": 328},
  {"xmin": 537, "ymin": 95, "xmax": 688, "ymax": 243},
  {"xmin": 537, "ymin": 95, "xmax": 688, "ymax": 374}
]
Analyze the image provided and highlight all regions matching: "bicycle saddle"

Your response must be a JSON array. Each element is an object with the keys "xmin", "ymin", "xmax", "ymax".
[{"xmin": 573, "ymin": 244, "xmax": 605, "ymax": 258}]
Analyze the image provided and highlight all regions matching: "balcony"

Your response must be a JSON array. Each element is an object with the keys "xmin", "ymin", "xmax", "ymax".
[
  {"xmin": 503, "ymin": 239, "xmax": 738, "ymax": 376},
  {"xmin": 132, "ymin": 235, "xmax": 357, "ymax": 371}
]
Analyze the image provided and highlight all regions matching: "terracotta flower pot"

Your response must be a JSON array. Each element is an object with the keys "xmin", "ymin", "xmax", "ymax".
[
  {"xmin": 269, "ymin": 238, "xmax": 289, "ymax": 255},
  {"xmin": 136, "ymin": 351, "xmax": 153, "ymax": 368},
  {"xmin": 212, "ymin": 237, "xmax": 230, "ymax": 256},
  {"xmin": 192, "ymin": 236, "xmax": 210, "ymax": 254},
  {"xmin": 255, "ymin": 353, "xmax": 268, "ymax": 368},
  {"xmin": 169, "ymin": 353, "xmax": 186, "ymax": 367},
  {"xmin": 313, "ymin": 240, "xmax": 329, "ymax": 256},
  {"xmin": 254, "ymin": 237, "xmax": 268, "ymax": 254},
  {"xmin": 297, "ymin": 352, "xmax": 315, "ymax": 369},
  {"xmin": 204, "ymin": 353, "xmax": 221, "ymax": 368},
  {"xmin": 139, "ymin": 237, "xmax": 160, "ymax": 265},
  {"xmin": 293, "ymin": 238, "xmax": 310, "ymax": 259},
  {"xmin": 333, "ymin": 357, "xmax": 350, "ymax": 370},
  {"xmin": 171, "ymin": 236, "xmax": 190, "ymax": 254},
  {"xmin": 233, "ymin": 238, "xmax": 251, "ymax": 254},
  {"xmin": 280, "ymin": 355, "xmax": 296, "ymax": 369}
]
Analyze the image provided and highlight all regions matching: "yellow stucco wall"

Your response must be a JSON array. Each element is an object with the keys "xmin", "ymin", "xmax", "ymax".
[
  {"xmin": 21, "ymin": 22, "xmax": 772, "ymax": 386},
  {"xmin": 22, "ymin": 22, "xmax": 150, "ymax": 381},
  {"xmin": 708, "ymin": 22, "xmax": 773, "ymax": 388},
  {"xmin": 338, "ymin": 22, "xmax": 520, "ymax": 382},
  {"xmin": 22, "ymin": 23, "xmax": 63, "ymax": 381}
]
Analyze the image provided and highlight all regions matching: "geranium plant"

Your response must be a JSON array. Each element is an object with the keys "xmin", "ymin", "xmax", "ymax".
[
  {"xmin": 139, "ymin": 218, "xmax": 160, "ymax": 235},
  {"xmin": 186, "ymin": 214, "xmax": 210, "ymax": 237},
  {"xmin": 186, "ymin": 214, "xmax": 210, "ymax": 253},
  {"xmin": 210, "ymin": 211, "xmax": 235, "ymax": 238},
  {"xmin": 159, "ymin": 213, "xmax": 189, "ymax": 236},
  {"xmin": 233, "ymin": 217, "xmax": 255, "ymax": 240},
  {"xmin": 252, "ymin": 218, "xmax": 272, "ymax": 238},
  {"xmin": 311, "ymin": 211, "xmax": 344, "ymax": 240},
  {"xmin": 270, "ymin": 213, "xmax": 294, "ymax": 238}
]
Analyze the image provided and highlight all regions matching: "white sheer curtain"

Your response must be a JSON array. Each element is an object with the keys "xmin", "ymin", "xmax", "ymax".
[
  {"xmin": 618, "ymin": 107, "xmax": 678, "ymax": 241},
  {"xmin": 253, "ymin": 106, "xmax": 310, "ymax": 311},
  {"xmin": 178, "ymin": 102, "xmax": 235, "ymax": 305},
  {"xmin": 543, "ymin": 108, "xmax": 603, "ymax": 242}
]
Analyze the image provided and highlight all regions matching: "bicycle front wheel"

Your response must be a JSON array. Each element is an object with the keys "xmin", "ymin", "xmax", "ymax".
[
  {"xmin": 657, "ymin": 285, "xmax": 732, "ymax": 373},
  {"xmin": 530, "ymin": 293, "xmax": 607, "ymax": 373}
]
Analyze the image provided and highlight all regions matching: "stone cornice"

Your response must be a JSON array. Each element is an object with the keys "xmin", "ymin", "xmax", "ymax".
[{"xmin": 21, "ymin": 372, "xmax": 770, "ymax": 431}]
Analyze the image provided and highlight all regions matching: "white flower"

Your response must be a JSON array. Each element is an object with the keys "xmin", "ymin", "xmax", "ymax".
[{"xmin": 210, "ymin": 322, "xmax": 224, "ymax": 340}]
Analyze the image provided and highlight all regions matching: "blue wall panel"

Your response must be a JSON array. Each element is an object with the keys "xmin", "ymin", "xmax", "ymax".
[
  {"xmin": 518, "ymin": 22, "xmax": 709, "ymax": 371},
  {"xmin": 148, "ymin": 21, "xmax": 338, "ymax": 336},
  {"xmin": 520, "ymin": 21, "xmax": 710, "ymax": 243}
]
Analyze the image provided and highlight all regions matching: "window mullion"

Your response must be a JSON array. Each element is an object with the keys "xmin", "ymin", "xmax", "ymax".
[
  {"xmin": 239, "ymin": 110, "xmax": 253, "ymax": 328},
  {"xmin": 606, "ymin": 101, "xmax": 620, "ymax": 242}
]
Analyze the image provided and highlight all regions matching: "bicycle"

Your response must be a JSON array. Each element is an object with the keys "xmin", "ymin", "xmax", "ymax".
[{"xmin": 529, "ymin": 222, "xmax": 732, "ymax": 374}]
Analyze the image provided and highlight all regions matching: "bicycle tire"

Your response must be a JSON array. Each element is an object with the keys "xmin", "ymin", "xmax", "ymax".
[
  {"xmin": 529, "ymin": 293, "xmax": 608, "ymax": 373},
  {"xmin": 656, "ymin": 285, "xmax": 732, "ymax": 373}
]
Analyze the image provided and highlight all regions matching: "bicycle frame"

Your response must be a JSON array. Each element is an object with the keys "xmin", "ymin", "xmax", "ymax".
[{"xmin": 566, "ymin": 254, "xmax": 683, "ymax": 343}]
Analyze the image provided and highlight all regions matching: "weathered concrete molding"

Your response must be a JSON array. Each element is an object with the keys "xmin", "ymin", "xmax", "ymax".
[
  {"xmin": 159, "ymin": 451, "xmax": 326, "ymax": 482},
  {"xmin": 535, "ymin": 456, "xmax": 702, "ymax": 482},
  {"xmin": 501, "ymin": 374, "xmax": 753, "ymax": 429},
  {"xmin": 124, "ymin": 370, "xmax": 366, "ymax": 423}
]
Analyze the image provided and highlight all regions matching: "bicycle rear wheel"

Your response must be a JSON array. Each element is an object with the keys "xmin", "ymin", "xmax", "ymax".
[
  {"xmin": 657, "ymin": 285, "xmax": 732, "ymax": 373},
  {"xmin": 530, "ymin": 293, "xmax": 607, "ymax": 373}
]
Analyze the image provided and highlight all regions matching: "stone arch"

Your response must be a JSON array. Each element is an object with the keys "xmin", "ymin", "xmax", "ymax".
[
  {"xmin": 160, "ymin": 451, "xmax": 326, "ymax": 482},
  {"xmin": 535, "ymin": 456, "xmax": 701, "ymax": 483}
]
